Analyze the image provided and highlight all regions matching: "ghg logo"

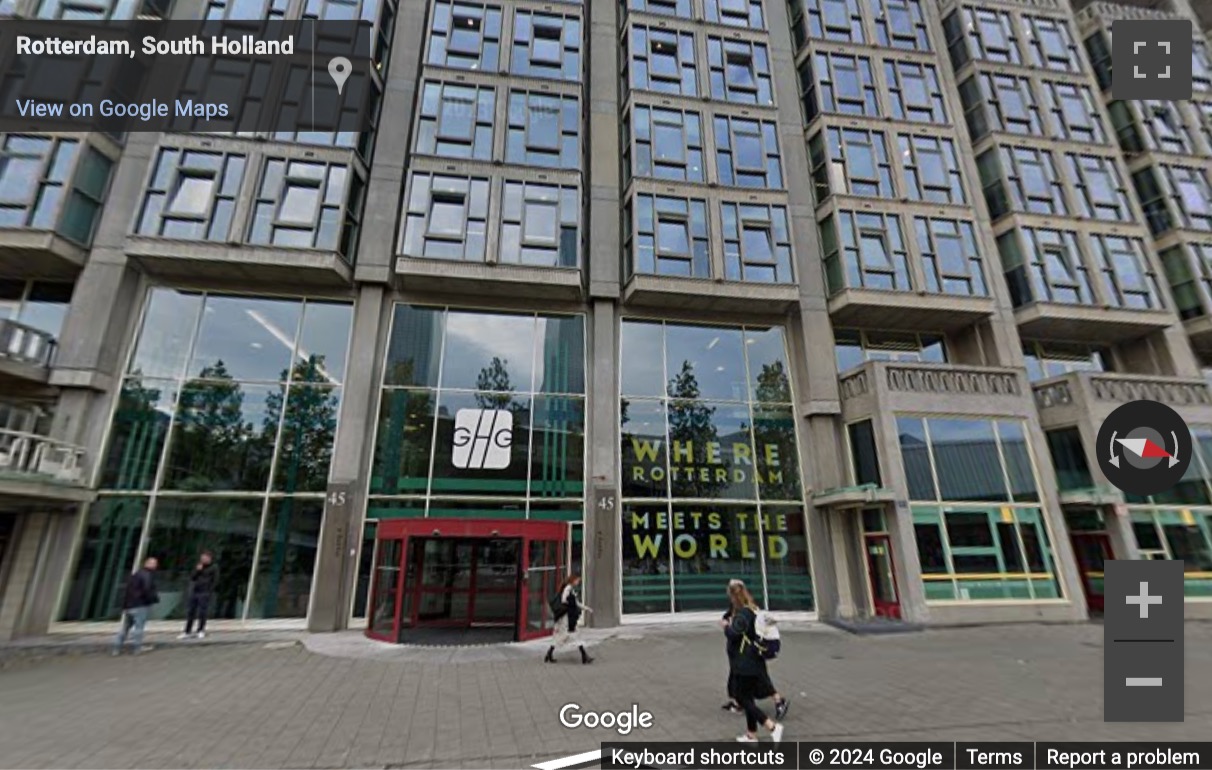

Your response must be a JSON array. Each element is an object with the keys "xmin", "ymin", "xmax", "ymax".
[{"xmin": 452, "ymin": 408, "xmax": 513, "ymax": 469}]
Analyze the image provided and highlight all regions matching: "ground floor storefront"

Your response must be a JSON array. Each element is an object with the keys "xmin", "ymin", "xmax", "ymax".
[{"xmin": 12, "ymin": 287, "xmax": 1212, "ymax": 640}]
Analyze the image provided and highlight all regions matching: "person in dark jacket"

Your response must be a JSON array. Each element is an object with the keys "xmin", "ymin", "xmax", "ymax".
[
  {"xmin": 544, "ymin": 574, "xmax": 594, "ymax": 664},
  {"xmin": 720, "ymin": 580, "xmax": 789, "ymax": 720},
  {"xmin": 112, "ymin": 557, "xmax": 160, "ymax": 656},
  {"xmin": 179, "ymin": 551, "xmax": 217, "ymax": 639},
  {"xmin": 723, "ymin": 581, "xmax": 784, "ymax": 743}
]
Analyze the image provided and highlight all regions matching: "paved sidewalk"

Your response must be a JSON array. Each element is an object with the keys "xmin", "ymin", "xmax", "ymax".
[{"xmin": 0, "ymin": 622, "xmax": 1210, "ymax": 769}]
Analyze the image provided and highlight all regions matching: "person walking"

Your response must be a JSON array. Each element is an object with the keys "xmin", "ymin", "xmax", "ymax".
[
  {"xmin": 724, "ymin": 581, "xmax": 784, "ymax": 743},
  {"xmin": 112, "ymin": 557, "xmax": 160, "ymax": 656},
  {"xmin": 720, "ymin": 580, "xmax": 790, "ymax": 720},
  {"xmin": 179, "ymin": 551, "xmax": 217, "ymax": 640},
  {"xmin": 543, "ymin": 573, "xmax": 594, "ymax": 664}
]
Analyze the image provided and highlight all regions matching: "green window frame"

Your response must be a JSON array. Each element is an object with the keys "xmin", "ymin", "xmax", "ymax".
[
  {"xmin": 1129, "ymin": 508, "xmax": 1212, "ymax": 598},
  {"xmin": 912, "ymin": 505, "xmax": 1060, "ymax": 602}
]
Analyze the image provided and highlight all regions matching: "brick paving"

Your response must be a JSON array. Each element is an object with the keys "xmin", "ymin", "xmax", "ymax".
[{"xmin": 0, "ymin": 622, "xmax": 1210, "ymax": 769}]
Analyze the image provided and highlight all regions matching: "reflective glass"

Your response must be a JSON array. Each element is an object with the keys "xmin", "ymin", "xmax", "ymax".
[
  {"xmin": 621, "ymin": 321, "xmax": 665, "ymax": 397},
  {"xmin": 530, "ymin": 395, "xmax": 585, "ymax": 498},
  {"xmin": 762, "ymin": 504, "xmax": 813, "ymax": 611},
  {"xmin": 429, "ymin": 390, "xmax": 531, "ymax": 496},
  {"xmin": 297, "ymin": 301, "xmax": 352, "ymax": 386},
  {"xmin": 663, "ymin": 325, "xmax": 746, "ymax": 401},
  {"xmin": 250, "ymin": 498, "xmax": 323, "ymax": 618},
  {"xmin": 130, "ymin": 289, "xmax": 203, "ymax": 379},
  {"xmin": 163, "ymin": 381, "xmax": 276, "ymax": 491},
  {"xmin": 621, "ymin": 399, "xmax": 668, "ymax": 498},
  {"xmin": 534, "ymin": 315, "xmax": 585, "ymax": 394},
  {"xmin": 384, "ymin": 304, "xmax": 444, "ymax": 387},
  {"xmin": 897, "ymin": 417, "xmax": 937, "ymax": 500},
  {"xmin": 752, "ymin": 405, "xmax": 801, "ymax": 501},
  {"xmin": 622, "ymin": 503, "xmax": 671, "ymax": 613},
  {"xmin": 59, "ymin": 497, "xmax": 148, "ymax": 621},
  {"xmin": 371, "ymin": 388, "xmax": 436, "ymax": 494},
  {"xmin": 929, "ymin": 419, "xmax": 1007, "ymax": 502},
  {"xmin": 671, "ymin": 504, "xmax": 765, "ymax": 612},
  {"xmin": 667, "ymin": 400, "xmax": 754, "ymax": 499},
  {"xmin": 189, "ymin": 296, "xmax": 301, "ymax": 382},
  {"xmin": 745, "ymin": 326, "xmax": 791, "ymax": 403},
  {"xmin": 441, "ymin": 311, "xmax": 537, "ymax": 392},
  {"xmin": 101, "ymin": 379, "xmax": 179, "ymax": 491},
  {"xmin": 273, "ymin": 384, "xmax": 341, "ymax": 493}
]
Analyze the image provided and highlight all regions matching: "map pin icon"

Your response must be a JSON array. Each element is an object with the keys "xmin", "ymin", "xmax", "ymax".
[{"xmin": 328, "ymin": 56, "xmax": 352, "ymax": 96}]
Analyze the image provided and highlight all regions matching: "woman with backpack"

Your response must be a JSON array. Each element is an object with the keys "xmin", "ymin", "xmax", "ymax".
[
  {"xmin": 721, "ymin": 580, "xmax": 790, "ymax": 720},
  {"xmin": 544, "ymin": 573, "xmax": 594, "ymax": 664},
  {"xmin": 723, "ymin": 581, "xmax": 784, "ymax": 743}
]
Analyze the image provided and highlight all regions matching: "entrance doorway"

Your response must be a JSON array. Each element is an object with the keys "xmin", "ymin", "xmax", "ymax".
[
  {"xmin": 860, "ymin": 508, "xmax": 901, "ymax": 619},
  {"xmin": 1070, "ymin": 532, "xmax": 1111, "ymax": 614},
  {"xmin": 367, "ymin": 518, "xmax": 566, "ymax": 645},
  {"xmin": 1064, "ymin": 508, "xmax": 1110, "ymax": 614}
]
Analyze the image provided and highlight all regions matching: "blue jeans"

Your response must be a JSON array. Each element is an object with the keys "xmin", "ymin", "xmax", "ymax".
[{"xmin": 113, "ymin": 606, "xmax": 149, "ymax": 652}]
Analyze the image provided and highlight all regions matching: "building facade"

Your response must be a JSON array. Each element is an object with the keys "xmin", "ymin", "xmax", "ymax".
[{"xmin": 3, "ymin": 0, "xmax": 1212, "ymax": 641}]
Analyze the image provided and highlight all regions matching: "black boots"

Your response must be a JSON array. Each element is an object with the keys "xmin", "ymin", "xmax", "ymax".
[
  {"xmin": 579, "ymin": 645, "xmax": 594, "ymax": 665},
  {"xmin": 544, "ymin": 646, "xmax": 555, "ymax": 663}
]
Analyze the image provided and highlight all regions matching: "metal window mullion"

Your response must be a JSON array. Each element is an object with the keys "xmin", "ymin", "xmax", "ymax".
[
  {"xmin": 423, "ymin": 307, "xmax": 451, "ymax": 516},
  {"xmin": 523, "ymin": 313, "xmax": 540, "ymax": 517}
]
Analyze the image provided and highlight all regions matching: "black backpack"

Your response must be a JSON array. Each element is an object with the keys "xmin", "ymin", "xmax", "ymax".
[{"xmin": 549, "ymin": 591, "xmax": 567, "ymax": 620}]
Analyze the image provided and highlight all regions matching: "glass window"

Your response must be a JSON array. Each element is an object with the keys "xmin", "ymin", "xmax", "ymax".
[
  {"xmin": 415, "ymin": 81, "xmax": 495, "ymax": 161},
  {"xmin": 998, "ymin": 146, "xmax": 1068, "ymax": 217},
  {"xmin": 707, "ymin": 37, "xmax": 774, "ymax": 106},
  {"xmin": 0, "ymin": 135, "xmax": 97, "ymax": 239},
  {"xmin": 980, "ymin": 74, "xmax": 1042, "ymax": 136},
  {"xmin": 1161, "ymin": 165, "xmax": 1212, "ymax": 232},
  {"xmin": 1045, "ymin": 428, "xmax": 1093, "ymax": 491},
  {"xmin": 399, "ymin": 172, "xmax": 490, "ymax": 262},
  {"xmin": 1023, "ymin": 15, "xmax": 1080, "ymax": 72},
  {"xmin": 36, "ymin": 0, "xmax": 160, "ymax": 19},
  {"xmin": 1066, "ymin": 154, "xmax": 1131, "ymax": 223},
  {"xmin": 1022, "ymin": 340, "xmax": 1109, "ymax": 381},
  {"xmin": 506, "ymin": 90, "xmax": 579, "ymax": 169},
  {"xmin": 629, "ymin": 194, "xmax": 710, "ymax": 277},
  {"xmin": 206, "ymin": 0, "xmax": 288, "ymax": 19},
  {"xmin": 1084, "ymin": 30, "xmax": 1113, "ymax": 89},
  {"xmin": 872, "ymin": 0, "xmax": 929, "ymax": 51},
  {"xmin": 1004, "ymin": 227, "xmax": 1092, "ymax": 306},
  {"xmin": 1132, "ymin": 167, "xmax": 1172, "ymax": 235},
  {"xmin": 834, "ymin": 329, "xmax": 946, "ymax": 371},
  {"xmin": 964, "ymin": 7, "xmax": 1020, "ymax": 64},
  {"xmin": 137, "ymin": 147, "xmax": 245, "ymax": 242},
  {"xmin": 803, "ymin": 52, "xmax": 879, "ymax": 120},
  {"xmin": 251, "ymin": 499, "xmax": 324, "ymax": 618},
  {"xmin": 806, "ymin": 0, "xmax": 863, "ymax": 42},
  {"xmin": 898, "ymin": 417, "xmax": 1039, "ymax": 504},
  {"xmin": 714, "ymin": 116, "xmax": 781, "ymax": 189},
  {"xmin": 848, "ymin": 419, "xmax": 880, "ymax": 486},
  {"xmin": 248, "ymin": 159, "xmax": 364, "ymax": 257},
  {"xmin": 721, "ymin": 203, "xmax": 794, "ymax": 283},
  {"xmin": 884, "ymin": 60, "xmax": 947, "ymax": 124},
  {"xmin": 60, "ymin": 497, "xmax": 149, "ymax": 620},
  {"xmin": 1090, "ymin": 233, "xmax": 1162, "ymax": 310},
  {"xmin": 630, "ymin": 106, "xmax": 704, "ymax": 183},
  {"xmin": 897, "ymin": 417, "xmax": 936, "ymax": 500},
  {"xmin": 810, "ymin": 127, "xmax": 893, "ymax": 201},
  {"xmin": 499, "ymin": 180, "xmax": 579, "ymax": 268},
  {"xmin": 898, "ymin": 134, "xmax": 965, "ymax": 205},
  {"xmin": 511, "ymin": 10, "xmax": 582, "ymax": 81},
  {"xmin": 1042, "ymin": 82, "xmax": 1105, "ymax": 144},
  {"xmin": 630, "ymin": 26, "xmax": 698, "ymax": 97},
  {"xmin": 914, "ymin": 217, "xmax": 986, "ymax": 297},
  {"xmin": 824, "ymin": 210, "xmax": 911, "ymax": 293},
  {"xmin": 705, "ymin": 0, "xmax": 763, "ymax": 28},
  {"xmin": 427, "ymin": 0, "xmax": 502, "ymax": 71},
  {"xmin": 1194, "ymin": 40, "xmax": 1212, "ymax": 93},
  {"xmin": 630, "ymin": 0, "xmax": 692, "ymax": 18}
]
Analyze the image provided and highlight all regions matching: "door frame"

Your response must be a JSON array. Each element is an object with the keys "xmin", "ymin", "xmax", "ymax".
[
  {"xmin": 1069, "ymin": 531, "xmax": 1112, "ymax": 614},
  {"xmin": 863, "ymin": 532, "xmax": 902, "ymax": 620},
  {"xmin": 367, "ymin": 518, "xmax": 568, "ymax": 644}
]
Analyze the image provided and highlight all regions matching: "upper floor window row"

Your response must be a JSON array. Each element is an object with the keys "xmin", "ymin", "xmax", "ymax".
[
  {"xmin": 626, "ymin": 28, "xmax": 774, "ymax": 105},
  {"xmin": 820, "ymin": 209, "xmax": 988, "ymax": 299},
  {"xmin": 944, "ymin": 7, "xmax": 1082, "ymax": 74},
  {"xmin": 428, "ymin": 1, "xmax": 582, "ymax": 82},
  {"xmin": 205, "ymin": 0, "xmax": 400, "ymax": 21},
  {"xmin": 798, "ymin": 52, "xmax": 947, "ymax": 125},
  {"xmin": 959, "ymin": 74, "xmax": 1105, "ymax": 145},
  {"xmin": 625, "ymin": 106, "xmax": 787, "ymax": 190},
  {"xmin": 400, "ymin": 172, "xmax": 580, "ymax": 268},
  {"xmin": 808, "ymin": 127, "xmax": 965, "ymax": 206},
  {"xmin": 998, "ymin": 226, "xmax": 1163, "ymax": 312},
  {"xmin": 1109, "ymin": 100, "xmax": 1198, "ymax": 157},
  {"xmin": 1085, "ymin": 31, "xmax": 1212, "ymax": 95},
  {"xmin": 627, "ymin": 0, "xmax": 763, "ymax": 28},
  {"xmin": 0, "ymin": 134, "xmax": 112, "ymax": 246},
  {"xmin": 978, "ymin": 146, "xmax": 1132, "ymax": 224},
  {"xmin": 625, "ymin": 194, "xmax": 794, "ymax": 283},
  {"xmin": 136, "ymin": 148, "xmax": 365, "ymax": 260},
  {"xmin": 1133, "ymin": 164, "xmax": 1212, "ymax": 236},
  {"xmin": 789, "ymin": 0, "xmax": 930, "ymax": 51}
]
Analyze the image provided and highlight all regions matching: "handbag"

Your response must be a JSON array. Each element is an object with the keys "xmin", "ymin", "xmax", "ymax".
[{"xmin": 549, "ymin": 591, "xmax": 567, "ymax": 620}]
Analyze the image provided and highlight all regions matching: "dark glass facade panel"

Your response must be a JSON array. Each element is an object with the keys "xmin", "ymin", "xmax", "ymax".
[
  {"xmin": 188, "ymin": 295, "xmax": 302, "ymax": 383},
  {"xmin": 145, "ymin": 497, "xmax": 261, "ymax": 622},
  {"xmin": 60, "ymin": 497, "xmax": 149, "ymax": 621},
  {"xmin": 666, "ymin": 400, "xmax": 755, "ymax": 499},
  {"xmin": 129, "ymin": 289, "xmax": 203, "ymax": 379},
  {"xmin": 1046, "ymin": 428, "xmax": 1093, "ymax": 491},
  {"xmin": 998, "ymin": 420, "xmax": 1039, "ymax": 503},
  {"xmin": 621, "ymin": 399, "xmax": 669, "ymax": 498},
  {"xmin": 162, "ymin": 381, "xmax": 277, "ymax": 492},
  {"xmin": 753, "ymin": 405, "xmax": 802, "ymax": 501},
  {"xmin": 930, "ymin": 419, "xmax": 1007, "ymax": 502},
  {"xmin": 672, "ymin": 505, "xmax": 766, "ymax": 612},
  {"xmin": 530, "ymin": 395, "xmax": 586, "ymax": 498},
  {"xmin": 384, "ymin": 304, "xmax": 444, "ymax": 387},
  {"xmin": 897, "ymin": 417, "xmax": 937, "ymax": 501},
  {"xmin": 430, "ymin": 390, "xmax": 532, "ymax": 496},
  {"xmin": 622, "ymin": 503, "xmax": 672, "ymax": 613},
  {"xmin": 100, "ymin": 379, "xmax": 178, "ymax": 491},
  {"xmin": 663, "ymin": 324, "xmax": 747, "ymax": 401},
  {"xmin": 745, "ymin": 326, "xmax": 791, "ymax": 403},
  {"xmin": 620, "ymin": 321, "xmax": 665, "ymax": 397},
  {"xmin": 251, "ymin": 498, "xmax": 323, "ymax": 618},
  {"xmin": 274, "ymin": 384, "xmax": 342, "ymax": 494},
  {"xmin": 848, "ymin": 419, "xmax": 880, "ymax": 487},
  {"xmin": 372, "ymin": 388, "xmax": 436, "ymax": 495}
]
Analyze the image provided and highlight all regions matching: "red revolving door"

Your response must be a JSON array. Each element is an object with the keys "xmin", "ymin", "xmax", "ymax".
[{"xmin": 366, "ymin": 518, "xmax": 566, "ymax": 644}]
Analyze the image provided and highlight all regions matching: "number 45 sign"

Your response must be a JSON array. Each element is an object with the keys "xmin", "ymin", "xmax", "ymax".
[{"xmin": 593, "ymin": 485, "xmax": 616, "ymax": 514}]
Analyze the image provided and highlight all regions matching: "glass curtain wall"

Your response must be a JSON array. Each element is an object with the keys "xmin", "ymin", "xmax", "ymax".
[
  {"xmin": 619, "ymin": 319, "xmax": 813, "ymax": 615},
  {"xmin": 896, "ymin": 416, "xmax": 1061, "ymax": 602},
  {"xmin": 368, "ymin": 304, "xmax": 586, "ymax": 520},
  {"xmin": 61, "ymin": 289, "xmax": 352, "ymax": 621}
]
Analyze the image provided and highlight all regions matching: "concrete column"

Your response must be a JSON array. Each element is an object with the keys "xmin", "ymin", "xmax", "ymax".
[
  {"xmin": 585, "ymin": 0, "xmax": 622, "ymax": 626},
  {"xmin": 309, "ymin": 284, "xmax": 387, "ymax": 632},
  {"xmin": 354, "ymin": 0, "xmax": 428, "ymax": 285},
  {"xmin": 0, "ymin": 510, "xmax": 76, "ymax": 640}
]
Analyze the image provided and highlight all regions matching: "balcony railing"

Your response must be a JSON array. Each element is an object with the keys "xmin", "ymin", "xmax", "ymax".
[
  {"xmin": 1033, "ymin": 371, "xmax": 1212, "ymax": 415},
  {"xmin": 0, "ymin": 428, "xmax": 87, "ymax": 486},
  {"xmin": 0, "ymin": 318, "xmax": 56, "ymax": 368},
  {"xmin": 840, "ymin": 361, "xmax": 1023, "ymax": 401}
]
